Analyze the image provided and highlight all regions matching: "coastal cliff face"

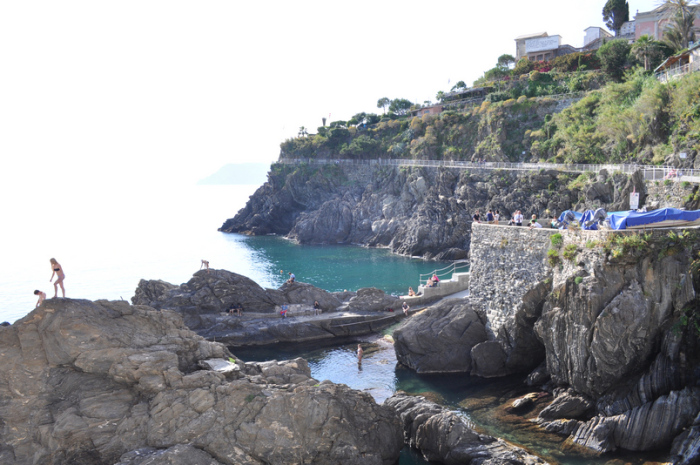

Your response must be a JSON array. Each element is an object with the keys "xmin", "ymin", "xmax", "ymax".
[
  {"xmin": 0, "ymin": 299, "xmax": 403, "ymax": 465},
  {"xmin": 221, "ymin": 163, "xmax": 644, "ymax": 259},
  {"xmin": 394, "ymin": 225, "xmax": 700, "ymax": 458}
]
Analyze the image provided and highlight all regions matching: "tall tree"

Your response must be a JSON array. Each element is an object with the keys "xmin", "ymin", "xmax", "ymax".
[
  {"xmin": 388, "ymin": 98, "xmax": 413, "ymax": 115},
  {"xmin": 377, "ymin": 97, "xmax": 391, "ymax": 114},
  {"xmin": 661, "ymin": 0, "xmax": 698, "ymax": 51},
  {"xmin": 602, "ymin": 0, "xmax": 630, "ymax": 35},
  {"xmin": 435, "ymin": 91, "xmax": 445, "ymax": 102},
  {"xmin": 496, "ymin": 54, "xmax": 516, "ymax": 69},
  {"xmin": 298, "ymin": 126, "xmax": 308, "ymax": 137},
  {"xmin": 632, "ymin": 35, "xmax": 670, "ymax": 71}
]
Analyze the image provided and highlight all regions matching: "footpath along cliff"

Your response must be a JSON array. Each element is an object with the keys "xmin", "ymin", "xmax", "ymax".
[{"xmin": 394, "ymin": 223, "xmax": 700, "ymax": 462}]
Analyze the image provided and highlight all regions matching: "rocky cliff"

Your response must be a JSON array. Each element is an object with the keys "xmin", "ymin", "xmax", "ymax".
[
  {"xmin": 221, "ymin": 163, "xmax": 645, "ymax": 259},
  {"xmin": 393, "ymin": 225, "xmax": 700, "ymax": 459},
  {"xmin": 0, "ymin": 298, "xmax": 403, "ymax": 465}
]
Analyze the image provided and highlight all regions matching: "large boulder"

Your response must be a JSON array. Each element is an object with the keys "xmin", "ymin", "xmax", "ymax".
[
  {"xmin": 0, "ymin": 298, "xmax": 403, "ymax": 465},
  {"xmin": 393, "ymin": 299, "xmax": 487, "ymax": 373},
  {"xmin": 132, "ymin": 270, "xmax": 341, "ymax": 329},
  {"xmin": 343, "ymin": 287, "xmax": 401, "ymax": 312},
  {"xmin": 386, "ymin": 393, "xmax": 547, "ymax": 465}
]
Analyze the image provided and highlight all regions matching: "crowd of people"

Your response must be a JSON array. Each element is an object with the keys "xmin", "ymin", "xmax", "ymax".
[{"xmin": 472, "ymin": 209, "xmax": 562, "ymax": 230}]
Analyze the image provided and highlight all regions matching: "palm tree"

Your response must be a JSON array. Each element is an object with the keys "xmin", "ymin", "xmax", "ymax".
[
  {"xmin": 660, "ymin": 0, "xmax": 697, "ymax": 51},
  {"xmin": 632, "ymin": 35, "xmax": 656, "ymax": 70}
]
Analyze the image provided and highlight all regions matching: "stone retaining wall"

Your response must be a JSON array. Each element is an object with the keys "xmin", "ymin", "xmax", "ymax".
[{"xmin": 469, "ymin": 223, "xmax": 557, "ymax": 335}]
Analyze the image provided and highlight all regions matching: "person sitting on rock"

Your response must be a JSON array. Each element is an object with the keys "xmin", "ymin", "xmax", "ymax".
[
  {"xmin": 472, "ymin": 210, "xmax": 481, "ymax": 223},
  {"xmin": 280, "ymin": 305, "xmax": 289, "ymax": 318},
  {"xmin": 402, "ymin": 301, "xmax": 410, "ymax": 316},
  {"xmin": 529, "ymin": 218, "xmax": 542, "ymax": 229},
  {"xmin": 432, "ymin": 274, "xmax": 439, "ymax": 287},
  {"xmin": 408, "ymin": 287, "xmax": 416, "ymax": 297},
  {"xmin": 313, "ymin": 300, "xmax": 321, "ymax": 315},
  {"xmin": 287, "ymin": 272, "xmax": 295, "ymax": 284}
]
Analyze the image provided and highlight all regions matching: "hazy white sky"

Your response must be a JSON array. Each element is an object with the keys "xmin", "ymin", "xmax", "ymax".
[{"xmin": 1, "ymin": 0, "xmax": 660, "ymax": 191}]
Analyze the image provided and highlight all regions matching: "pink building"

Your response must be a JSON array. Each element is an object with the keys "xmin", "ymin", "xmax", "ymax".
[{"xmin": 634, "ymin": 5, "xmax": 700, "ymax": 41}]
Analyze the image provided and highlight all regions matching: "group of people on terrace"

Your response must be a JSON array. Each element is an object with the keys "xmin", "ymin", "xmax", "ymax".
[{"xmin": 473, "ymin": 209, "xmax": 559, "ymax": 230}]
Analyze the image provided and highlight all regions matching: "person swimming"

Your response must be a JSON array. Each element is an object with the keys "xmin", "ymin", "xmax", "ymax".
[{"xmin": 49, "ymin": 258, "xmax": 65, "ymax": 298}]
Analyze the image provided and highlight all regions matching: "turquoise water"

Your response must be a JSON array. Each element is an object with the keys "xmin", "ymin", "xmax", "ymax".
[{"xmin": 227, "ymin": 234, "xmax": 450, "ymax": 296}]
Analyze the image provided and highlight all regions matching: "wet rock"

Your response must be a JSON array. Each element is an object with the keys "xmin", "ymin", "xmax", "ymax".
[
  {"xmin": 393, "ymin": 299, "xmax": 487, "ymax": 373},
  {"xmin": 0, "ymin": 299, "xmax": 404, "ymax": 465},
  {"xmin": 538, "ymin": 388, "xmax": 594, "ymax": 421},
  {"xmin": 386, "ymin": 393, "xmax": 548, "ymax": 465},
  {"xmin": 511, "ymin": 393, "xmax": 539, "ymax": 410},
  {"xmin": 570, "ymin": 386, "xmax": 700, "ymax": 453}
]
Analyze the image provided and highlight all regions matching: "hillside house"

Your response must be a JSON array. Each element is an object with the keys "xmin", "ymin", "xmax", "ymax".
[{"xmin": 655, "ymin": 42, "xmax": 700, "ymax": 82}]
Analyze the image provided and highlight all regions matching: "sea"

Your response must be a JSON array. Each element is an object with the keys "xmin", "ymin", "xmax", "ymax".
[{"xmin": 0, "ymin": 183, "xmax": 667, "ymax": 465}]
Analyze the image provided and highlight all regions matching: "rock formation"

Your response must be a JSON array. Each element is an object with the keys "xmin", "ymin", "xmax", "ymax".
[
  {"xmin": 132, "ymin": 269, "xmax": 342, "ymax": 327},
  {"xmin": 132, "ymin": 270, "xmax": 405, "ymax": 346},
  {"xmin": 386, "ymin": 393, "xmax": 548, "ymax": 464},
  {"xmin": 393, "ymin": 223, "xmax": 700, "ymax": 460},
  {"xmin": 221, "ymin": 162, "xmax": 645, "ymax": 259},
  {"xmin": 0, "ymin": 298, "xmax": 403, "ymax": 465}
]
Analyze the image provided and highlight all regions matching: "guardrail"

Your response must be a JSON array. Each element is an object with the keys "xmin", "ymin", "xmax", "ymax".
[
  {"xmin": 276, "ymin": 157, "xmax": 700, "ymax": 180},
  {"xmin": 420, "ymin": 260, "xmax": 469, "ymax": 286}
]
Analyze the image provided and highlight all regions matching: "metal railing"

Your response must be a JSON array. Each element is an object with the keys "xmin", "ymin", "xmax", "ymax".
[
  {"xmin": 419, "ymin": 261, "xmax": 469, "ymax": 286},
  {"xmin": 276, "ymin": 157, "xmax": 700, "ymax": 181},
  {"xmin": 655, "ymin": 61, "xmax": 700, "ymax": 83}
]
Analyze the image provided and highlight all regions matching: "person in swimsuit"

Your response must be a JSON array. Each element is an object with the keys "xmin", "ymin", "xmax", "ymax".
[
  {"xmin": 357, "ymin": 344, "xmax": 363, "ymax": 362},
  {"xmin": 49, "ymin": 258, "xmax": 65, "ymax": 298}
]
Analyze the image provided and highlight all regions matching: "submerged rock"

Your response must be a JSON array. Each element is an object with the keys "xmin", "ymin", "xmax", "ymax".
[
  {"xmin": 386, "ymin": 393, "xmax": 549, "ymax": 465},
  {"xmin": 0, "ymin": 298, "xmax": 403, "ymax": 465}
]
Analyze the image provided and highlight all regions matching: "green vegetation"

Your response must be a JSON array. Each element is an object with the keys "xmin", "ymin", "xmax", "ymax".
[
  {"xmin": 550, "ymin": 233, "xmax": 564, "ymax": 247},
  {"xmin": 574, "ymin": 276, "xmax": 584, "ymax": 285},
  {"xmin": 547, "ymin": 249, "xmax": 561, "ymax": 267},
  {"xmin": 563, "ymin": 243, "xmax": 578, "ymax": 261},
  {"xmin": 602, "ymin": 232, "xmax": 652, "ymax": 259}
]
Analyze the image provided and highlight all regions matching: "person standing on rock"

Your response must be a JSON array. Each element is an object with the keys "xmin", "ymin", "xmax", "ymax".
[
  {"xmin": 49, "ymin": 258, "xmax": 65, "ymax": 298},
  {"xmin": 287, "ymin": 272, "xmax": 295, "ymax": 284},
  {"xmin": 486, "ymin": 210, "xmax": 494, "ymax": 224},
  {"xmin": 34, "ymin": 290, "xmax": 46, "ymax": 307},
  {"xmin": 357, "ymin": 344, "xmax": 363, "ymax": 362},
  {"xmin": 515, "ymin": 210, "xmax": 523, "ymax": 226},
  {"xmin": 495, "ymin": 210, "xmax": 500, "ymax": 224},
  {"xmin": 472, "ymin": 210, "xmax": 481, "ymax": 223},
  {"xmin": 200, "ymin": 260, "xmax": 210, "ymax": 274}
]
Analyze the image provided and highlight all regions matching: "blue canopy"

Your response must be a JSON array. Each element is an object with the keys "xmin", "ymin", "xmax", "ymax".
[{"xmin": 608, "ymin": 208, "xmax": 700, "ymax": 230}]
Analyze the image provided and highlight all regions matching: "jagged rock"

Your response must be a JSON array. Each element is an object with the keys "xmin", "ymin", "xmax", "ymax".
[
  {"xmin": 221, "ymin": 163, "xmax": 643, "ymax": 257},
  {"xmin": 541, "ymin": 419, "xmax": 581, "ymax": 436},
  {"xmin": 386, "ymin": 393, "xmax": 548, "ymax": 465},
  {"xmin": 343, "ymin": 287, "xmax": 401, "ymax": 312},
  {"xmin": 132, "ymin": 270, "xmax": 341, "ymax": 329},
  {"xmin": 393, "ymin": 300, "xmax": 487, "ymax": 373},
  {"xmin": 570, "ymin": 386, "xmax": 700, "ymax": 453},
  {"xmin": 0, "ymin": 299, "xmax": 403, "ymax": 465},
  {"xmin": 538, "ymin": 388, "xmax": 594, "ymax": 421},
  {"xmin": 535, "ymin": 247, "xmax": 695, "ymax": 398}
]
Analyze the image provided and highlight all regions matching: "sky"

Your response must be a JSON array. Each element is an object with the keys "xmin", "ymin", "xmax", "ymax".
[{"xmin": 1, "ymin": 0, "xmax": 661, "ymax": 194}]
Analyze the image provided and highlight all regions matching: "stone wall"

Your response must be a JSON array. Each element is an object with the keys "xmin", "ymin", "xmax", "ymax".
[{"xmin": 469, "ymin": 223, "xmax": 557, "ymax": 335}]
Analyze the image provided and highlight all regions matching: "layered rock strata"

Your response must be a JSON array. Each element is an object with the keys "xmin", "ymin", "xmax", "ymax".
[
  {"xmin": 386, "ymin": 393, "xmax": 548, "ymax": 465},
  {"xmin": 394, "ymin": 224, "xmax": 700, "ymax": 458},
  {"xmin": 0, "ymin": 298, "xmax": 403, "ymax": 465}
]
